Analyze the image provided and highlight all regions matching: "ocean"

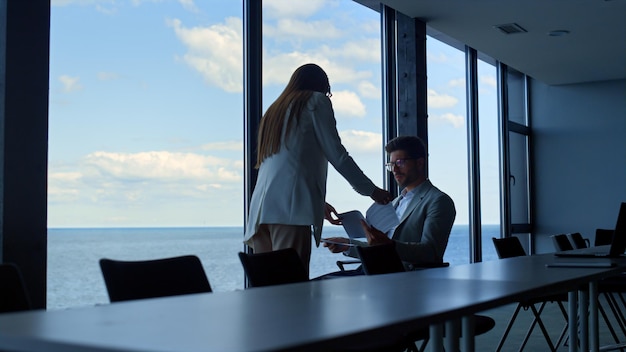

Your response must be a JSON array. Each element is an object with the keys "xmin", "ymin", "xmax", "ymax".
[{"xmin": 47, "ymin": 224, "xmax": 501, "ymax": 310}]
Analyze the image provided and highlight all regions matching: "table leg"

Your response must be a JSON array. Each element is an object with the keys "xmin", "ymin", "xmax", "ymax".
[
  {"xmin": 461, "ymin": 315, "xmax": 475, "ymax": 352},
  {"xmin": 569, "ymin": 290, "xmax": 578, "ymax": 352},
  {"xmin": 579, "ymin": 287, "xmax": 589, "ymax": 351},
  {"xmin": 589, "ymin": 281, "xmax": 599, "ymax": 352},
  {"xmin": 444, "ymin": 319, "xmax": 460, "ymax": 352},
  {"xmin": 430, "ymin": 323, "xmax": 444, "ymax": 352}
]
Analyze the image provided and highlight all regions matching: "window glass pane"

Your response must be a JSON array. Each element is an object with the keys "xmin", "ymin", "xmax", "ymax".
[
  {"xmin": 509, "ymin": 132, "xmax": 530, "ymax": 224},
  {"xmin": 477, "ymin": 59, "xmax": 501, "ymax": 262},
  {"xmin": 506, "ymin": 69, "xmax": 527, "ymax": 126},
  {"xmin": 426, "ymin": 37, "xmax": 469, "ymax": 266},
  {"xmin": 48, "ymin": 1, "xmax": 244, "ymax": 309}
]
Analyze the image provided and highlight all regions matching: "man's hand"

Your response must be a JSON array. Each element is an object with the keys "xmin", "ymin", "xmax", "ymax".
[
  {"xmin": 361, "ymin": 220, "xmax": 393, "ymax": 245},
  {"xmin": 322, "ymin": 237, "xmax": 350, "ymax": 253},
  {"xmin": 324, "ymin": 202, "xmax": 342, "ymax": 225}
]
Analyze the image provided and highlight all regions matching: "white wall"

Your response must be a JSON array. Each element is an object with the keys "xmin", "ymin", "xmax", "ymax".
[{"xmin": 530, "ymin": 79, "xmax": 626, "ymax": 253}]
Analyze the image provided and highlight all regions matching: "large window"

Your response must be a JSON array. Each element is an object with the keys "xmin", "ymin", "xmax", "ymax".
[
  {"xmin": 48, "ymin": 0, "xmax": 382, "ymax": 309},
  {"xmin": 48, "ymin": 1, "xmax": 244, "ymax": 309},
  {"xmin": 426, "ymin": 38, "xmax": 501, "ymax": 265}
]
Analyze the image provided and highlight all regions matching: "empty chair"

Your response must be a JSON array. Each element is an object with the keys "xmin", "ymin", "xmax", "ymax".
[
  {"xmin": 568, "ymin": 232, "xmax": 589, "ymax": 249},
  {"xmin": 595, "ymin": 228, "xmax": 615, "ymax": 246},
  {"xmin": 99, "ymin": 255, "xmax": 212, "ymax": 303},
  {"xmin": 492, "ymin": 237, "xmax": 568, "ymax": 352},
  {"xmin": 492, "ymin": 236, "xmax": 527, "ymax": 258},
  {"xmin": 355, "ymin": 243, "xmax": 407, "ymax": 275},
  {"xmin": 238, "ymin": 248, "xmax": 308, "ymax": 288},
  {"xmin": 0, "ymin": 263, "xmax": 32, "ymax": 313},
  {"xmin": 551, "ymin": 233, "xmax": 574, "ymax": 251},
  {"xmin": 356, "ymin": 243, "xmax": 495, "ymax": 352}
]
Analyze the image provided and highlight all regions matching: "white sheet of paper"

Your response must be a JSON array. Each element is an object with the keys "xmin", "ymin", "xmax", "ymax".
[
  {"xmin": 365, "ymin": 203, "xmax": 400, "ymax": 234},
  {"xmin": 338, "ymin": 203, "xmax": 400, "ymax": 238}
]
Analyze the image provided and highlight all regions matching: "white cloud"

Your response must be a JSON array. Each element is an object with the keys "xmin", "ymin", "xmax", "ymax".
[
  {"xmin": 449, "ymin": 78, "xmax": 465, "ymax": 87},
  {"xmin": 262, "ymin": 0, "xmax": 328, "ymax": 18},
  {"xmin": 430, "ymin": 112, "xmax": 465, "ymax": 128},
  {"xmin": 52, "ymin": 0, "xmax": 106, "ymax": 6},
  {"xmin": 49, "ymin": 172, "xmax": 83, "ymax": 182},
  {"xmin": 97, "ymin": 72, "xmax": 119, "ymax": 81},
  {"xmin": 357, "ymin": 80, "xmax": 380, "ymax": 99},
  {"xmin": 428, "ymin": 51, "xmax": 449, "ymax": 63},
  {"xmin": 480, "ymin": 75, "xmax": 497, "ymax": 88},
  {"xmin": 48, "ymin": 150, "xmax": 243, "ymax": 208},
  {"xmin": 177, "ymin": 0, "xmax": 197, "ymax": 12},
  {"xmin": 167, "ymin": 17, "xmax": 243, "ymax": 93},
  {"xmin": 330, "ymin": 90, "xmax": 366, "ymax": 118},
  {"xmin": 263, "ymin": 19, "xmax": 341, "ymax": 40},
  {"xmin": 84, "ymin": 150, "xmax": 241, "ymax": 182},
  {"xmin": 338, "ymin": 130, "xmax": 382, "ymax": 153},
  {"xmin": 321, "ymin": 39, "xmax": 380, "ymax": 63},
  {"xmin": 428, "ymin": 89, "xmax": 458, "ymax": 109},
  {"xmin": 201, "ymin": 140, "xmax": 242, "ymax": 151},
  {"xmin": 59, "ymin": 75, "xmax": 83, "ymax": 92}
]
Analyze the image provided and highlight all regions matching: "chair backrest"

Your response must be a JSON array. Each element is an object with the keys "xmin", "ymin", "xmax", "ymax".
[
  {"xmin": 568, "ymin": 232, "xmax": 589, "ymax": 249},
  {"xmin": 238, "ymin": 248, "xmax": 308, "ymax": 288},
  {"xmin": 551, "ymin": 234, "xmax": 574, "ymax": 251},
  {"xmin": 492, "ymin": 237, "xmax": 527, "ymax": 259},
  {"xmin": 0, "ymin": 263, "xmax": 32, "ymax": 313},
  {"xmin": 99, "ymin": 255, "xmax": 212, "ymax": 303},
  {"xmin": 595, "ymin": 228, "xmax": 615, "ymax": 246},
  {"xmin": 355, "ymin": 243, "xmax": 406, "ymax": 275}
]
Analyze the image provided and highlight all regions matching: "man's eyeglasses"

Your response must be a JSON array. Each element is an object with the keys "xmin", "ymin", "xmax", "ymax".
[{"xmin": 385, "ymin": 158, "xmax": 416, "ymax": 172}]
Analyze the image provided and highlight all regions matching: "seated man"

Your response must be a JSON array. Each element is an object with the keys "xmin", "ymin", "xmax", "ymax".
[{"xmin": 322, "ymin": 135, "xmax": 456, "ymax": 273}]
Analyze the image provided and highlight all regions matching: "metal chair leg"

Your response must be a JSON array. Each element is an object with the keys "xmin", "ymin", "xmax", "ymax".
[{"xmin": 495, "ymin": 303, "xmax": 523, "ymax": 352}]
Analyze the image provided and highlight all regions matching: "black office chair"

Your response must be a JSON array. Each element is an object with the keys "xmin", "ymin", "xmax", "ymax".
[
  {"xmin": 568, "ymin": 232, "xmax": 590, "ymax": 249},
  {"xmin": 238, "ymin": 248, "xmax": 309, "ymax": 288},
  {"xmin": 595, "ymin": 228, "xmax": 615, "ymax": 246},
  {"xmin": 492, "ymin": 237, "xmax": 569, "ymax": 352},
  {"xmin": 99, "ymin": 255, "xmax": 212, "ymax": 303},
  {"xmin": 356, "ymin": 243, "xmax": 495, "ymax": 352},
  {"xmin": 0, "ymin": 263, "xmax": 32, "ymax": 313},
  {"xmin": 551, "ymin": 233, "xmax": 574, "ymax": 251}
]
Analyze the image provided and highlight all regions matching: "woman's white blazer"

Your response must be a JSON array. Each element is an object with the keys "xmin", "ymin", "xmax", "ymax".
[{"xmin": 245, "ymin": 92, "xmax": 376, "ymax": 247}]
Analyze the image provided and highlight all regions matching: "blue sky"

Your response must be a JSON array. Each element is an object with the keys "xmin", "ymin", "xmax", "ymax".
[{"xmin": 48, "ymin": 0, "xmax": 500, "ymax": 228}]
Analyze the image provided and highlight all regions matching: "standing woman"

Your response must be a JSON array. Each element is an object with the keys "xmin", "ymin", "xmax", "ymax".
[{"xmin": 245, "ymin": 63, "xmax": 391, "ymax": 275}]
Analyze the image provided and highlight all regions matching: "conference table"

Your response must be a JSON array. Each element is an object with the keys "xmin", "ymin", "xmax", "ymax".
[{"xmin": 0, "ymin": 251, "xmax": 624, "ymax": 352}]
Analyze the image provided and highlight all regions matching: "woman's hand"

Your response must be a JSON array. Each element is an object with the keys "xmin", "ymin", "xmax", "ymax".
[
  {"xmin": 370, "ymin": 187, "xmax": 393, "ymax": 204},
  {"xmin": 324, "ymin": 202, "xmax": 342, "ymax": 225}
]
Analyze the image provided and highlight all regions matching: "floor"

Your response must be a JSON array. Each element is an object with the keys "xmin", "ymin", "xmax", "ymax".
[{"xmin": 472, "ymin": 293, "xmax": 626, "ymax": 351}]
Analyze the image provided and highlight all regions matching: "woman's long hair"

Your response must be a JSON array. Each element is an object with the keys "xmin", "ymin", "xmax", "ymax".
[{"xmin": 255, "ymin": 63, "xmax": 331, "ymax": 168}]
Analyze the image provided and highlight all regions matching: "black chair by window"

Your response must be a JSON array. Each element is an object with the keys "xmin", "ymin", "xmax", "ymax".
[
  {"xmin": 568, "ymin": 232, "xmax": 590, "ymax": 249},
  {"xmin": 99, "ymin": 255, "xmax": 212, "ymax": 303},
  {"xmin": 551, "ymin": 233, "xmax": 574, "ymax": 251},
  {"xmin": 492, "ymin": 237, "xmax": 569, "ymax": 352},
  {"xmin": 0, "ymin": 263, "xmax": 32, "ymax": 313},
  {"xmin": 238, "ymin": 248, "xmax": 309, "ymax": 288},
  {"xmin": 356, "ymin": 243, "xmax": 495, "ymax": 352},
  {"xmin": 595, "ymin": 228, "xmax": 615, "ymax": 246}
]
